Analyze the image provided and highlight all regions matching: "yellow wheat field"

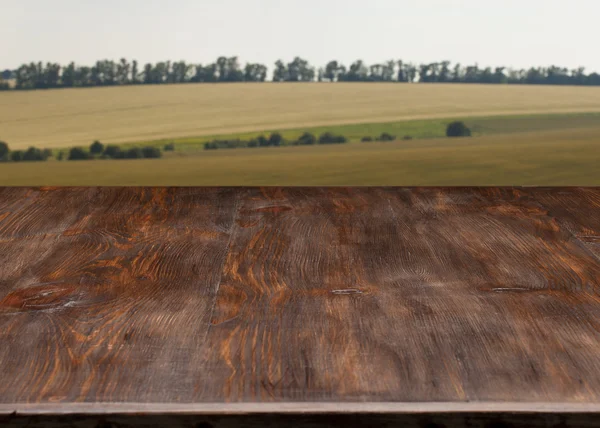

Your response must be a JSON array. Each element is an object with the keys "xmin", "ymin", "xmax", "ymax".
[{"xmin": 2, "ymin": 83, "xmax": 600, "ymax": 149}]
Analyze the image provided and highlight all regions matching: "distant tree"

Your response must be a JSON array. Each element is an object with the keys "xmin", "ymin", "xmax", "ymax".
[
  {"xmin": 378, "ymin": 132, "xmax": 396, "ymax": 141},
  {"xmin": 116, "ymin": 58, "xmax": 131, "ymax": 84},
  {"xmin": 318, "ymin": 132, "xmax": 347, "ymax": 144},
  {"xmin": 452, "ymin": 63, "xmax": 463, "ymax": 82},
  {"xmin": 340, "ymin": 60, "xmax": 369, "ymax": 82},
  {"xmin": 143, "ymin": 63, "xmax": 154, "ymax": 84},
  {"xmin": 61, "ymin": 62, "xmax": 76, "ymax": 87},
  {"xmin": 131, "ymin": 60, "xmax": 139, "ymax": 84},
  {"xmin": 268, "ymin": 133, "xmax": 284, "ymax": 146},
  {"xmin": 324, "ymin": 61, "xmax": 339, "ymax": 82},
  {"xmin": 244, "ymin": 63, "xmax": 268, "ymax": 82},
  {"xmin": 141, "ymin": 146, "xmax": 162, "ymax": 158},
  {"xmin": 273, "ymin": 60, "xmax": 288, "ymax": 82},
  {"xmin": 11, "ymin": 151, "xmax": 23, "ymax": 162},
  {"xmin": 296, "ymin": 132, "xmax": 316, "ymax": 145},
  {"xmin": 57, "ymin": 151, "xmax": 64, "ymax": 161},
  {"xmin": 43, "ymin": 148, "xmax": 53, "ymax": 158},
  {"xmin": 369, "ymin": 64, "xmax": 384, "ymax": 82},
  {"xmin": 402, "ymin": 135, "xmax": 413, "ymax": 140},
  {"xmin": 103, "ymin": 145, "xmax": 122, "ymax": 158},
  {"xmin": 493, "ymin": 67, "xmax": 507, "ymax": 84},
  {"xmin": 257, "ymin": 135, "xmax": 269, "ymax": 147},
  {"xmin": 405, "ymin": 63, "xmax": 418, "ymax": 82},
  {"xmin": 464, "ymin": 65, "xmax": 480, "ymax": 83},
  {"xmin": 68, "ymin": 147, "xmax": 90, "ymax": 160},
  {"xmin": 90, "ymin": 140, "xmax": 104, "ymax": 155},
  {"xmin": 0, "ymin": 141, "xmax": 9, "ymax": 160},
  {"xmin": 75, "ymin": 66, "xmax": 91, "ymax": 86},
  {"xmin": 163, "ymin": 142, "xmax": 175, "ymax": 151},
  {"xmin": 324, "ymin": 60, "xmax": 347, "ymax": 82},
  {"xmin": 446, "ymin": 121, "xmax": 472, "ymax": 137},
  {"xmin": 248, "ymin": 139, "xmax": 258, "ymax": 148},
  {"xmin": 317, "ymin": 68, "xmax": 324, "ymax": 82},
  {"xmin": 216, "ymin": 56, "xmax": 228, "ymax": 82},
  {"xmin": 192, "ymin": 63, "xmax": 218, "ymax": 83},
  {"xmin": 124, "ymin": 147, "xmax": 144, "ymax": 159},
  {"xmin": 439, "ymin": 61, "xmax": 451, "ymax": 82},
  {"xmin": 361, "ymin": 136, "xmax": 373, "ymax": 142},
  {"xmin": 42, "ymin": 63, "xmax": 61, "ymax": 88},
  {"xmin": 22, "ymin": 147, "xmax": 47, "ymax": 161},
  {"xmin": 226, "ymin": 57, "xmax": 244, "ymax": 81}
]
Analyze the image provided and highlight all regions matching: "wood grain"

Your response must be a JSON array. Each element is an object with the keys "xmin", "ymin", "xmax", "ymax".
[
  {"xmin": 528, "ymin": 187, "xmax": 600, "ymax": 259},
  {"xmin": 0, "ymin": 187, "xmax": 239, "ymax": 404},
  {"xmin": 1, "ymin": 187, "xmax": 600, "ymax": 414}
]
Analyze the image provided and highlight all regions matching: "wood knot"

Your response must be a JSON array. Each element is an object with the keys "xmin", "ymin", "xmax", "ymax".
[{"xmin": 0, "ymin": 283, "xmax": 78, "ymax": 313}]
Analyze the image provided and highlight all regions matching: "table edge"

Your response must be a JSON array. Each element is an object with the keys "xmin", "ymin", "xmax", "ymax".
[{"xmin": 3, "ymin": 402, "xmax": 600, "ymax": 415}]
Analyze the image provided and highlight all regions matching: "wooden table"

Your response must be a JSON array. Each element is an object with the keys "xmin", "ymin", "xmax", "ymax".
[{"xmin": 1, "ymin": 187, "xmax": 600, "ymax": 427}]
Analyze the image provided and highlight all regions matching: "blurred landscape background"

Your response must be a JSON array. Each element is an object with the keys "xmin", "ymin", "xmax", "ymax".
[{"xmin": 1, "ymin": 0, "xmax": 599, "ymax": 186}]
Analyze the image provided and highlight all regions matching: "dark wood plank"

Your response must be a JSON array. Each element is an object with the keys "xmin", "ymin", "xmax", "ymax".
[
  {"xmin": 0, "ymin": 187, "xmax": 240, "ymax": 404},
  {"xmin": 1, "ymin": 187, "xmax": 600, "ymax": 414},
  {"xmin": 527, "ymin": 187, "xmax": 600, "ymax": 259},
  {"xmin": 203, "ymin": 187, "xmax": 600, "ymax": 403}
]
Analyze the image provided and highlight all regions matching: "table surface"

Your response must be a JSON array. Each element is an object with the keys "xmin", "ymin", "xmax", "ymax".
[{"xmin": 1, "ymin": 187, "xmax": 600, "ymax": 415}]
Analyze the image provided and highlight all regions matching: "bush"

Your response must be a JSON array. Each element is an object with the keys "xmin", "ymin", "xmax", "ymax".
[
  {"xmin": 257, "ymin": 135, "xmax": 269, "ymax": 147},
  {"xmin": 378, "ymin": 132, "xmax": 396, "ymax": 141},
  {"xmin": 402, "ymin": 135, "xmax": 413, "ymax": 141},
  {"xmin": 0, "ymin": 141, "xmax": 8, "ymax": 160},
  {"xmin": 268, "ymin": 133, "xmax": 284, "ymax": 147},
  {"xmin": 163, "ymin": 142, "xmax": 175, "ymax": 151},
  {"xmin": 103, "ymin": 145, "xmax": 122, "ymax": 158},
  {"xmin": 57, "ymin": 151, "xmax": 64, "ymax": 161},
  {"xmin": 296, "ymin": 132, "xmax": 316, "ymax": 145},
  {"xmin": 205, "ymin": 139, "xmax": 249, "ymax": 150},
  {"xmin": 10, "ymin": 150, "xmax": 23, "ymax": 162},
  {"xmin": 248, "ymin": 139, "xmax": 258, "ymax": 148},
  {"xmin": 361, "ymin": 136, "xmax": 373, "ymax": 142},
  {"xmin": 318, "ymin": 132, "xmax": 347, "ymax": 144},
  {"xmin": 124, "ymin": 147, "xmax": 144, "ymax": 159},
  {"xmin": 141, "ymin": 146, "xmax": 162, "ymax": 158},
  {"xmin": 446, "ymin": 121, "xmax": 472, "ymax": 138},
  {"xmin": 23, "ymin": 147, "xmax": 48, "ymax": 161},
  {"xmin": 68, "ymin": 147, "xmax": 90, "ymax": 160},
  {"xmin": 90, "ymin": 140, "xmax": 104, "ymax": 154},
  {"xmin": 43, "ymin": 148, "xmax": 53, "ymax": 158}
]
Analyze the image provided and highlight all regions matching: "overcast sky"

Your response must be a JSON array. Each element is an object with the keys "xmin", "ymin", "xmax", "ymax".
[{"xmin": 1, "ymin": 0, "xmax": 597, "ymax": 71}]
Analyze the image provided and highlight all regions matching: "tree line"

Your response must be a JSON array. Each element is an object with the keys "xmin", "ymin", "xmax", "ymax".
[
  {"xmin": 203, "ymin": 121, "xmax": 472, "ymax": 151},
  {"xmin": 1, "ymin": 57, "xmax": 600, "ymax": 90},
  {"xmin": 1, "ymin": 122, "xmax": 472, "ymax": 162},
  {"xmin": 203, "ymin": 131, "xmax": 348, "ymax": 150},
  {"xmin": 0, "ymin": 140, "xmax": 173, "ymax": 163}
]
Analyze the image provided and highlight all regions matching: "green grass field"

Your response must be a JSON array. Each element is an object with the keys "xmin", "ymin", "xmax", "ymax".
[
  {"xmin": 127, "ymin": 112, "xmax": 600, "ymax": 151},
  {"xmin": 3, "ymin": 124, "xmax": 599, "ymax": 186}
]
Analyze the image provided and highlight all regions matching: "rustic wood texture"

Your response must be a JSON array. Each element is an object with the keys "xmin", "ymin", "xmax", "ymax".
[{"xmin": 1, "ymin": 187, "xmax": 600, "ymax": 414}]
